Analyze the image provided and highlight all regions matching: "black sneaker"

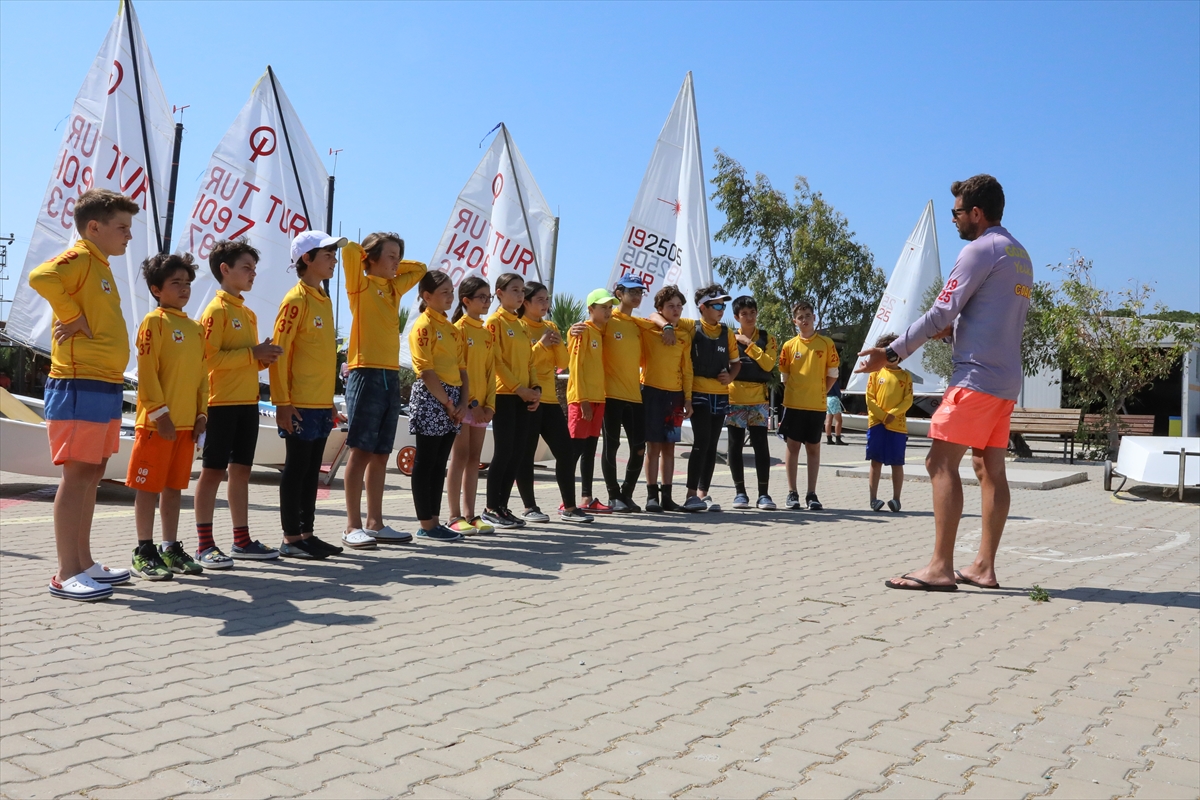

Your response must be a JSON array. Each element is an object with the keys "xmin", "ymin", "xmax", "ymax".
[
  {"xmin": 609, "ymin": 497, "xmax": 633, "ymax": 514},
  {"xmin": 481, "ymin": 509, "xmax": 514, "ymax": 529},
  {"xmin": 232, "ymin": 540, "xmax": 280, "ymax": 560},
  {"xmin": 806, "ymin": 493, "xmax": 823, "ymax": 511},
  {"xmin": 559, "ymin": 507, "xmax": 595, "ymax": 523},
  {"xmin": 279, "ymin": 539, "xmax": 324, "ymax": 559},
  {"xmin": 307, "ymin": 535, "xmax": 344, "ymax": 556},
  {"xmin": 500, "ymin": 509, "xmax": 527, "ymax": 528},
  {"xmin": 785, "ymin": 490, "xmax": 801, "ymax": 510},
  {"xmin": 621, "ymin": 496, "xmax": 642, "ymax": 513},
  {"xmin": 887, "ymin": 499, "xmax": 902, "ymax": 512},
  {"xmin": 645, "ymin": 497, "xmax": 663, "ymax": 513}
]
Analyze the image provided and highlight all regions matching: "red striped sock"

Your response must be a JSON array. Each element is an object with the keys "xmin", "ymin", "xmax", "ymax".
[
  {"xmin": 196, "ymin": 522, "xmax": 215, "ymax": 552},
  {"xmin": 233, "ymin": 526, "xmax": 252, "ymax": 548}
]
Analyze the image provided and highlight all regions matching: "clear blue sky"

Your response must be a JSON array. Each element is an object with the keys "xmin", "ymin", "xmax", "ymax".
[{"xmin": 2, "ymin": 0, "xmax": 1198, "ymax": 332}]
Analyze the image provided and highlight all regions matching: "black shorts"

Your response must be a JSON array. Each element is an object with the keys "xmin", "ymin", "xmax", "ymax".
[
  {"xmin": 202, "ymin": 404, "xmax": 261, "ymax": 469},
  {"xmin": 778, "ymin": 408, "xmax": 825, "ymax": 445}
]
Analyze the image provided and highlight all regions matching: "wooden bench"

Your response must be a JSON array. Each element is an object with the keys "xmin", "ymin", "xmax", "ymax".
[{"xmin": 1009, "ymin": 408, "xmax": 1156, "ymax": 462}]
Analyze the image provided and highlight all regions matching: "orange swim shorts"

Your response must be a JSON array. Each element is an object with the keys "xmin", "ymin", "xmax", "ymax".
[
  {"xmin": 929, "ymin": 386, "xmax": 1015, "ymax": 450},
  {"xmin": 125, "ymin": 428, "xmax": 196, "ymax": 493}
]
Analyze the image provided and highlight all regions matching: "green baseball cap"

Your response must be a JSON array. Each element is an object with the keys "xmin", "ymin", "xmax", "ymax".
[{"xmin": 586, "ymin": 288, "xmax": 618, "ymax": 307}]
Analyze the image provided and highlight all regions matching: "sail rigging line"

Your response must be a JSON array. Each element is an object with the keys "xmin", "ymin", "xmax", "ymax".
[
  {"xmin": 123, "ymin": 0, "xmax": 164, "ymax": 254},
  {"xmin": 500, "ymin": 123, "xmax": 541, "ymax": 280},
  {"xmin": 267, "ymin": 65, "xmax": 311, "ymax": 229}
]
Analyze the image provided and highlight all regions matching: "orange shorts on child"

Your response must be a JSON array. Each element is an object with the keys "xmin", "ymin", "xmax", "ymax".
[
  {"xmin": 929, "ymin": 386, "xmax": 1015, "ymax": 450},
  {"xmin": 567, "ymin": 401, "xmax": 605, "ymax": 439},
  {"xmin": 125, "ymin": 428, "xmax": 195, "ymax": 493}
]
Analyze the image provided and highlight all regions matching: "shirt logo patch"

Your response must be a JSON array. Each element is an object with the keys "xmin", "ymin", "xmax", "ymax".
[
  {"xmin": 314, "ymin": 316, "xmax": 324, "ymax": 328},
  {"xmin": 614, "ymin": 332, "xmax": 623, "ymax": 340},
  {"xmin": 231, "ymin": 319, "xmax": 242, "ymax": 330},
  {"xmin": 506, "ymin": 328, "xmax": 514, "ymax": 337},
  {"xmin": 435, "ymin": 331, "xmax": 443, "ymax": 340},
  {"xmin": 100, "ymin": 279, "xmax": 112, "ymax": 294},
  {"xmin": 377, "ymin": 289, "xmax": 386, "ymax": 298},
  {"xmin": 591, "ymin": 339, "xmax": 598, "ymax": 349},
  {"xmin": 172, "ymin": 330, "xmax": 185, "ymax": 344}
]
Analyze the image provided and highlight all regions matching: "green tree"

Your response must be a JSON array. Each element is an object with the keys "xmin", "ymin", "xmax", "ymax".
[
  {"xmin": 550, "ymin": 292, "xmax": 585, "ymax": 335},
  {"xmin": 1024, "ymin": 253, "xmax": 1198, "ymax": 457},
  {"xmin": 709, "ymin": 150, "xmax": 885, "ymax": 346},
  {"xmin": 918, "ymin": 281, "xmax": 954, "ymax": 384}
]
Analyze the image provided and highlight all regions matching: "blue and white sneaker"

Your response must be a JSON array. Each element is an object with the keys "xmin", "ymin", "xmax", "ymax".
[
  {"xmin": 49, "ymin": 573, "xmax": 112, "ymax": 602},
  {"xmin": 682, "ymin": 495, "xmax": 707, "ymax": 513},
  {"xmin": 756, "ymin": 495, "xmax": 777, "ymax": 511},
  {"xmin": 85, "ymin": 562, "xmax": 130, "ymax": 585},
  {"xmin": 731, "ymin": 493, "xmax": 751, "ymax": 510},
  {"xmin": 416, "ymin": 525, "xmax": 462, "ymax": 542}
]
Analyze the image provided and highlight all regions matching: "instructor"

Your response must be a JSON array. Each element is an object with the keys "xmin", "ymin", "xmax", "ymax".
[{"xmin": 856, "ymin": 174, "xmax": 1032, "ymax": 592}]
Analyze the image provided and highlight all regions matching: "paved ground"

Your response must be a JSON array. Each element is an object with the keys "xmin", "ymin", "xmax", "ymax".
[{"xmin": 1, "ymin": 434, "xmax": 1197, "ymax": 799}]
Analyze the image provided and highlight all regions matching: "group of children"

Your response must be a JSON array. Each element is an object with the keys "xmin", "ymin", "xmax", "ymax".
[{"xmin": 30, "ymin": 187, "xmax": 914, "ymax": 602}]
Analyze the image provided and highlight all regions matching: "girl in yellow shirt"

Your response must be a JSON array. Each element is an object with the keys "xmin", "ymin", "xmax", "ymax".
[
  {"xmin": 516, "ymin": 281, "xmax": 593, "ymax": 523},
  {"xmin": 408, "ymin": 271, "xmax": 469, "ymax": 541},
  {"xmin": 481, "ymin": 273, "xmax": 542, "ymax": 530},
  {"xmin": 727, "ymin": 296, "xmax": 779, "ymax": 511},
  {"xmin": 447, "ymin": 276, "xmax": 496, "ymax": 535}
]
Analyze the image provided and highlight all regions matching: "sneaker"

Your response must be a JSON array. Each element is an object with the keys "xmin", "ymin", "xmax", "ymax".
[
  {"xmin": 785, "ymin": 491, "xmax": 801, "ymax": 510},
  {"xmin": 469, "ymin": 516, "xmax": 496, "ymax": 535},
  {"xmin": 307, "ymin": 535, "xmax": 344, "ymax": 556},
  {"xmin": 370, "ymin": 525, "xmax": 413, "ymax": 543},
  {"xmin": 196, "ymin": 546, "xmax": 234, "ymax": 570},
  {"xmin": 416, "ymin": 525, "xmax": 462, "ymax": 542},
  {"xmin": 836, "ymin": 436, "xmax": 847, "ymax": 446},
  {"xmin": 703, "ymin": 496, "xmax": 722, "ymax": 513},
  {"xmin": 481, "ymin": 509, "xmax": 514, "ymax": 529},
  {"xmin": 610, "ymin": 497, "xmax": 634, "ymax": 513},
  {"xmin": 646, "ymin": 497, "xmax": 663, "ymax": 513},
  {"xmin": 449, "ymin": 518, "xmax": 477, "ymax": 535},
  {"xmin": 826, "ymin": 436, "xmax": 835, "ymax": 445},
  {"xmin": 49, "ymin": 573, "xmax": 112, "ymax": 601},
  {"xmin": 131, "ymin": 543, "xmax": 173, "ymax": 580},
  {"xmin": 731, "ymin": 493, "xmax": 751, "ymax": 510},
  {"xmin": 341, "ymin": 529, "xmax": 378, "ymax": 549},
  {"xmin": 500, "ymin": 509, "xmax": 527, "ymax": 528},
  {"xmin": 682, "ymin": 495, "xmax": 707, "ymax": 513},
  {"xmin": 160, "ymin": 542, "xmax": 205, "ymax": 575},
  {"xmin": 871, "ymin": 499, "xmax": 885, "ymax": 512},
  {"xmin": 584, "ymin": 498, "xmax": 613, "ymax": 514},
  {"xmin": 85, "ymin": 562, "xmax": 130, "ymax": 585},
  {"xmin": 559, "ymin": 507, "xmax": 595, "ymax": 523},
  {"xmin": 887, "ymin": 499, "xmax": 902, "ymax": 513},
  {"xmin": 806, "ymin": 493, "xmax": 823, "ymax": 511},
  {"xmin": 279, "ymin": 539, "xmax": 325, "ymax": 560},
  {"xmin": 756, "ymin": 495, "xmax": 777, "ymax": 511},
  {"xmin": 521, "ymin": 507, "xmax": 550, "ymax": 523},
  {"xmin": 620, "ymin": 496, "xmax": 642, "ymax": 513},
  {"xmin": 232, "ymin": 540, "xmax": 280, "ymax": 560}
]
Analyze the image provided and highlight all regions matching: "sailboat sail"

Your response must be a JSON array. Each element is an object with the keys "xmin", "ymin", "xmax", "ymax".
[
  {"xmin": 399, "ymin": 124, "xmax": 556, "ymax": 368},
  {"xmin": 846, "ymin": 200, "xmax": 944, "ymax": 393},
  {"xmin": 6, "ymin": 0, "xmax": 174, "ymax": 375},
  {"xmin": 183, "ymin": 67, "xmax": 328, "ymax": 331},
  {"xmin": 605, "ymin": 72, "xmax": 712, "ymax": 313}
]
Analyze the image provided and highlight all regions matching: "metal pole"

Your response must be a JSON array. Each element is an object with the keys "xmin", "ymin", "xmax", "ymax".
[
  {"xmin": 322, "ymin": 175, "xmax": 335, "ymax": 294},
  {"xmin": 161, "ymin": 122, "xmax": 184, "ymax": 253},
  {"xmin": 124, "ymin": 0, "xmax": 163, "ymax": 253},
  {"xmin": 547, "ymin": 216, "xmax": 560, "ymax": 296},
  {"xmin": 498, "ymin": 124, "xmax": 542, "ymax": 281}
]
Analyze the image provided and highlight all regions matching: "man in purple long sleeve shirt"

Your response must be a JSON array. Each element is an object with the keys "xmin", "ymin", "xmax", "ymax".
[{"xmin": 857, "ymin": 175, "xmax": 1032, "ymax": 592}]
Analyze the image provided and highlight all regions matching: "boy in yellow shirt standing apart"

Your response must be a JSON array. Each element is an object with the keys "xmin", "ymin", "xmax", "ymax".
[
  {"xmin": 193, "ymin": 239, "xmax": 283, "ymax": 567},
  {"xmin": 564, "ymin": 289, "xmax": 617, "ymax": 522},
  {"xmin": 341, "ymin": 233, "xmax": 427, "ymax": 547},
  {"xmin": 777, "ymin": 300, "xmax": 840, "ymax": 511},
  {"xmin": 865, "ymin": 333, "xmax": 914, "ymax": 512},
  {"xmin": 126, "ymin": 254, "xmax": 209, "ymax": 580},
  {"xmin": 30, "ymin": 189, "xmax": 139, "ymax": 600}
]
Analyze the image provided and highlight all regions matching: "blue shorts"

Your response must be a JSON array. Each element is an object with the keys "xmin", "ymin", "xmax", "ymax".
[
  {"xmin": 641, "ymin": 385, "xmax": 684, "ymax": 444},
  {"xmin": 826, "ymin": 395, "xmax": 844, "ymax": 416},
  {"xmin": 277, "ymin": 407, "xmax": 334, "ymax": 442},
  {"xmin": 346, "ymin": 368, "xmax": 401, "ymax": 454},
  {"xmin": 866, "ymin": 425, "xmax": 907, "ymax": 466}
]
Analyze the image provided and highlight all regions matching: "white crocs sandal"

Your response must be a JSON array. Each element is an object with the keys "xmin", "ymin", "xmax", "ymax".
[
  {"xmin": 341, "ymin": 528, "xmax": 378, "ymax": 549},
  {"xmin": 369, "ymin": 525, "xmax": 413, "ymax": 543},
  {"xmin": 85, "ymin": 562, "xmax": 130, "ymax": 585},
  {"xmin": 49, "ymin": 573, "xmax": 113, "ymax": 601}
]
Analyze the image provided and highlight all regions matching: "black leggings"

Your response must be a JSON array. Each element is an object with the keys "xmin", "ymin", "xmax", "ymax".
[
  {"xmin": 487, "ymin": 394, "xmax": 532, "ymax": 511},
  {"xmin": 686, "ymin": 398, "xmax": 727, "ymax": 492},
  {"xmin": 518, "ymin": 403, "xmax": 577, "ymax": 509},
  {"xmin": 280, "ymin": 435, "xmax": 328, "ymax": 537},
  {"xmin": 728, "ymin": 425, "xmax": 771, "ymax": 496},
  {"xmin": 412, "ymin": 431, "xmax": 457, "ymax": 522},
  {"xmin": 572, "ymin": 436, "xmax": 598, "ymax": 499},
  {"xmin": 601, "ymin": 398, "xmax": 645, "ymax": 500}
]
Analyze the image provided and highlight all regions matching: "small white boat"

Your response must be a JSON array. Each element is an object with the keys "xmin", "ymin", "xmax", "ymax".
[{"xmin": 841, "ymin": 413, "xmax": 931, "ymax": 437}]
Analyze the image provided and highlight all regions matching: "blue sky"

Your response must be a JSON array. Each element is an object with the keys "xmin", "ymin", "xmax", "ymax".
[{"xmin": 2, "ymin": 0, "xmax": 1198, "ymax": 331}]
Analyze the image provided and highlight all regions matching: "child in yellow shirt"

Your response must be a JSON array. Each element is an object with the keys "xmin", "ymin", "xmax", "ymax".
[
  {"xmin": 126, "ymin": 254, "xmax": 209, "ymax": 581},
  {"xmin": 341, "ymin": 233, "xmax": 427, "ymax": 547},
  {"xmin": 640, "ymin": 285, "xmax": 693, "ymax": 512},
  {"xmin": 29, "ymin": 188, "xmax": 139, "ymax": 601},
  {"xmin": 778, "ymin": 300, "xmax": 840, "ymax": 511},
  {"xmin": 866, "ymin": 333, "xmax": 914, "ymax": 512},
  {"xmin": 447, "ymin": 276, "xmax": 497, "ymax": 535},
  {"xmin": 727, "ymin": 295, "xmax": 778, "ymax": 510},
  {"xmin": 269, "ymin": 231, "xmax": 346, "ymax": 560},
  {"xmin": 193, "ymin": 238, "xmax": 282, "ymax": 567},
  {"xmin": 517, "ymin": 281, "xmax": 593, "ymax": 523},
  {"xmin": 563, "ymin": 288, "xmax": 616, "ymax": 521},
  {"xmin": 408, "ymin": 271, "xmax": 469, "ymax": 541}
]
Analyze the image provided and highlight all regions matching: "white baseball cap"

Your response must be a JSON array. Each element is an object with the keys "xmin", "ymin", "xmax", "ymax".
[
  {"xmin": 291, "ymin": 230, "xmax": 348, "ymax": 264},
  {"xmin": 697, "ymin": 289, "xmax": 732, "ymax": 307}
]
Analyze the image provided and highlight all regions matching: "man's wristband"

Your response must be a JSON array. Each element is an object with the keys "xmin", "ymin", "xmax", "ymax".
[{"xmin": 885, "ymin": 346, "xmax": 900, "ymax": 364}]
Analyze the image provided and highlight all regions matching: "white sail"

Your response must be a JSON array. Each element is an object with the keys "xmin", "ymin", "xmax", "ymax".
[
  {"xmin": 183, "ymin": 67, "xmax": 329, "ymax": 331},
  {"xmin": 846, "ymin": 200, "xmax": 945, "ymax": 393},
  {"xmin": 605, "ymin": 72, "xmax": 712, "ymax": 313},
  {"xmin": 399, "ymin": 124, "xmax": 556, "ymax": 368},
  {"xmin": 6, "ymin": 0, "xmax": 174, "ymax": 375}
]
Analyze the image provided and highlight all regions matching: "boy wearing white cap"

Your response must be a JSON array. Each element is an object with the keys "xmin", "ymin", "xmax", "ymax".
[{"xmin": 268, "ymin": 231, "xmax": 347, "ymax": 559}]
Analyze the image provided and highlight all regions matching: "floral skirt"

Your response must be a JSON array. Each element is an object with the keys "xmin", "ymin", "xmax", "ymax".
[{"xmin": 408, "ymin": 380, "xmax": 463, "ymax": 437}]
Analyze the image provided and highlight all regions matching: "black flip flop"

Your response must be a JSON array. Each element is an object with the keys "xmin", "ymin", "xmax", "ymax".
[
  {"xmin": 955, "ymin": 570, "xmax": 1001, "ymax": 590},
  {"xmin": 885, "ymin": 574, "xmax": 958, "ymax": 592}
]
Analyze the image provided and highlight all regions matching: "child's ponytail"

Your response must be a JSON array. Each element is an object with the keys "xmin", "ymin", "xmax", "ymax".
[{"xmin": 452, "ymin": 276, "xmax": 489, "ymax": 323}]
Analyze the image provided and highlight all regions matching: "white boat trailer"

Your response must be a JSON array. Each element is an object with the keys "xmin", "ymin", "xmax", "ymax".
[{"xmin": 1105, "ymin": 436, "xmax": 1200, "ymax": 499}]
